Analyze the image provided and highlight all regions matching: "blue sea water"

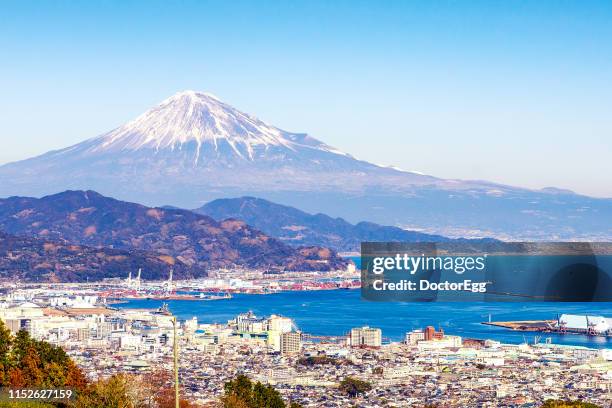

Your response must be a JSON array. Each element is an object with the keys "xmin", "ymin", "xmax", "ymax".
[{"xmin": 115, "ymin": 290, "xmax": 611, "ymax": 349}]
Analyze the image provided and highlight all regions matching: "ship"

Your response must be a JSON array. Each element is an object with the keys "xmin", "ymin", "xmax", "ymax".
[{"xmin": 153, "ymin": 302, "xmax": 172, "ymax": 316}]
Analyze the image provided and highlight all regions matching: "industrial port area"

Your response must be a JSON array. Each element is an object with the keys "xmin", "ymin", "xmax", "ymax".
[
  {"xmin": 485, "ymin": 315, "xmax": 612, "ymax": 338},
  {"xmin": 96, "ymin": 267, "xmax": 361, "ymax": 302}
]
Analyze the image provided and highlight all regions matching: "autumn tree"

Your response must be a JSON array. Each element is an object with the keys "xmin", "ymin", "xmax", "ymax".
[
  {"xmin": 72, "ymin": 374, "xmax": 133, "ymax": 408},
  {"xmin": 123, "ymin": 369, "xmax": 195, "ymax": 408},
  {"xmin": 20, "ymin": 346, "xmax": 43, "ymax": 386},
  {"xmin": 0, "ymin": 322, "xmax": 203, "ymax": 407},
  {"xmin": 154, "ymin": 386, "xmax": 198, "ymax": 408},
  {"xmin": 0, "ymin": 321, "xmax": 87, "ymax": 390},
  {"xmin": 0, "ymin": 319, "xmax": 11, "ymax": 385}
]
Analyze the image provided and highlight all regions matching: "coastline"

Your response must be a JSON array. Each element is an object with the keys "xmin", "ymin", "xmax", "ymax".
[{"xmin": 114, "ymin": 290, "xmax": 612, "ymax": 349}]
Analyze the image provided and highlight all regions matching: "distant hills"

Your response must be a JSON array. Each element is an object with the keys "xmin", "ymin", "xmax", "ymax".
[
  {"xmin": 197, "ymin": 197, "xmax": 451, "ymax": 252},
  {"xmin": 0, "ymin": 230, "xmax": 202, "ymax": 282},
  {"xmin": 0, "ymin": 190, "xmax": 347, "ymax": 282},
  {"xmin": 0, "ymin": 90, "xmax": 610, "ymax": 240}
]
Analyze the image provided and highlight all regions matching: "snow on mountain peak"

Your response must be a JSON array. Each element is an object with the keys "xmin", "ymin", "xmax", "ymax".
[
  {"xmin": 90, "ymin": 90, "xmax": 302, "ymax": 160},
  {"xmin": 81, "ymin": 90, "xmax": 351, "ymax": 164},
  {"xmin": 164, "ymin": 89, "xmax": 220, "ymax": 102}
]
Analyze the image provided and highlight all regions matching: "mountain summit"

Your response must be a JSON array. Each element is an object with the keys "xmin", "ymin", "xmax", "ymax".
[
  {"xmin": 0, "ymin": 90, "xmax": 610, "ymax": 240},
  {"xmin": 0, "ymin": 89, "xmax": 433, "ymax": 204},
  {"xmin": 86, "ymin": 90, "xmax": 349, "ymax": 163}
]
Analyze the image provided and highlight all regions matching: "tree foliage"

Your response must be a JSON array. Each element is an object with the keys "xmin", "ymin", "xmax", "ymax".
[
  {"xmin": 222, "ymin": 374, "xmax": 286, "ymax": 408},
  {"xmin": 338, "ymin": 376, "xmax": 372, "ymax": 398},
  {"xmin": 0, "ymin": 320, "xmax": 87, "ymax": 390},
  {"xmin": 71, "ymin": 369, "xmax": 196, "ymax": 408},
  {"xmin": 72, "ymin": 374, "xmax": 133, "ymax": 408},
  {"xmin": 0, "ymin": 321, "xmax": 199, "ymax": 407}
]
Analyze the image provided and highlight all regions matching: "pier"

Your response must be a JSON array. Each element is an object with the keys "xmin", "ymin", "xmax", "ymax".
[{"xmin": 483, "ymin": 318, "xmax": 612, "ymax": 338}]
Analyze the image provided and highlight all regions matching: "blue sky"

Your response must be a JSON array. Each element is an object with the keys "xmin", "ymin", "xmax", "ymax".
[{"xmin": 1, "ymin": 1, "xmax": 611, "ymax": 196}]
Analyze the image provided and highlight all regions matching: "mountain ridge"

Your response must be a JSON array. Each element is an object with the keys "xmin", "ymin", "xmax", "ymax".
[
  {"xmin": 0, "ymin": 90, "xmax": 610, "ymax": 240},
  {"xmin": 0, "ymin": 230, "xmax": 204, "ymax": 282},
  {"xmin": 0, "ymin": 190, "xmax": 347, "ymax": 272},
  {"xmin": 197, "ymin": 196, "xmax": 453, "ymax": 252}
]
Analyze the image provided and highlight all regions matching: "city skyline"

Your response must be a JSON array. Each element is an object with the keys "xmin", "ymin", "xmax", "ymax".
[{"xmin": 1, "ymin": 1, "xmax": 612, "ymax": 197}]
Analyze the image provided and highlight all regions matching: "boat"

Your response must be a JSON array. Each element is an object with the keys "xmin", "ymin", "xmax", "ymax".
[{"xmin": 153, "ymin": 302, "xmax": 172, "ymax": 316}]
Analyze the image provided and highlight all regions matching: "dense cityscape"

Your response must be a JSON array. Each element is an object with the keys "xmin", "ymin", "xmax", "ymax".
[
  {"xmin": 1, "ymin": 274, "xmax": 610, "ymax": 407},
  {"xmin": 2, "ymin": 4, "xmax": 612, "ymax": 408}
]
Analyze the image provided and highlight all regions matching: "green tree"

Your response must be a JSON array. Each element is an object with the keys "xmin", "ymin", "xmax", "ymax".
[
  {"xmin": 222, "ymin": 374, "xmax": 287, "ymax": 408},
  {"xmin": 0, "ymin": 320, "xmax": 11, "ymax": 363},
  {"xmin": 11, "ymin": 330, "xmax": 33, "ymax": 364},
  {"xmin": 338, "ymin": 376, "xmax": 372, "ymax": 398},
  {"xmin": 223, "ymin": 374, "xmax": 255, "ymax": 407},
  {"xmin": 41, "ymin": 361, "xmax": 67, "ymax": 388},
  {"xmin": 252, "ymin": 382, "xmax": 285, "ymax": 408}
]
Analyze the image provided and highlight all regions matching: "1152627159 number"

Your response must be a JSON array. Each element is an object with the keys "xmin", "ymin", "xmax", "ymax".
[{"xmin": 0, "ymin": 388, "xmax": 75, "ymax": 401}]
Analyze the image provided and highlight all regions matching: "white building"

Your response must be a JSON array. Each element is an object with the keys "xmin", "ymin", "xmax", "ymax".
[
  {"xmin": 416, "ymin": 335, "xmax": 462, "ymax": 350},
  {"xmin": 405, "ymin": 329, "xmax": 425, "ymax": 345},
  {"xmin": 558, "ymin": 314, "xmax": 611, "ymax": 334},
  {"xmin": 350, "ymin": 326, "xmax": 382, "ymax": 347},
  {"xmin": 268, "ymin": 315, "xmax": 293, "ymax": 333}
]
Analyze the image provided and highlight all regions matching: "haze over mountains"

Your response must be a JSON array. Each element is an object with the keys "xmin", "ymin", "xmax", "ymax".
[
  {"xmin": 0, "ymin": 90, "xmax": 610, "ymax": 240},
  {"xmin": 197, "ymin": 197, "xmax": 451, "ymax": 252}
]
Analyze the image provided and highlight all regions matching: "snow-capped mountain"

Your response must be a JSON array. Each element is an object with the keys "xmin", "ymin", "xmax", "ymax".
[
  {"xmin": 0, "ymin": 90, "xmax": 611, "ymax": 240},
  {"xmin": 85, "ymin": 90, "xmax": 350, "ymax": 163},
  {"xmin": 0, "ymin": 89, "xmax": 436, "ymax": 200},
  {"xmin": 13, "ymin": 90, "xmax": 412, "ymax": 178}
]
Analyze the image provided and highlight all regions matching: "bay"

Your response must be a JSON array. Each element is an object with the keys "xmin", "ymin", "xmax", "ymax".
[{"xmin": 115, "ymin": 289, "xmax": 612, "ymax": 349}]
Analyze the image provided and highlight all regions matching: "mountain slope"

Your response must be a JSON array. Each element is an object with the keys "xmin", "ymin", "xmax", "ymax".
[
  {"xmin": 0, "ymin": 230, "xmax": 204, "ymax": 282},
  {"xmin": 87, "ymin": 90, "xmax": 350, "ymax": 161},
  {"xmin": 0, "ymin": 190, "xmax": 347, "ymax": 272},
  {"xmin": 0, "ymin": 91, "xmax": 435, "ymax": 211},
  {"xmin": 0, "ymin": 90, "xmax": 610, "ymax": 240},
  {"xmin": 197, "ymin": 197, "xmax": 450, "ymax": 252}
]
